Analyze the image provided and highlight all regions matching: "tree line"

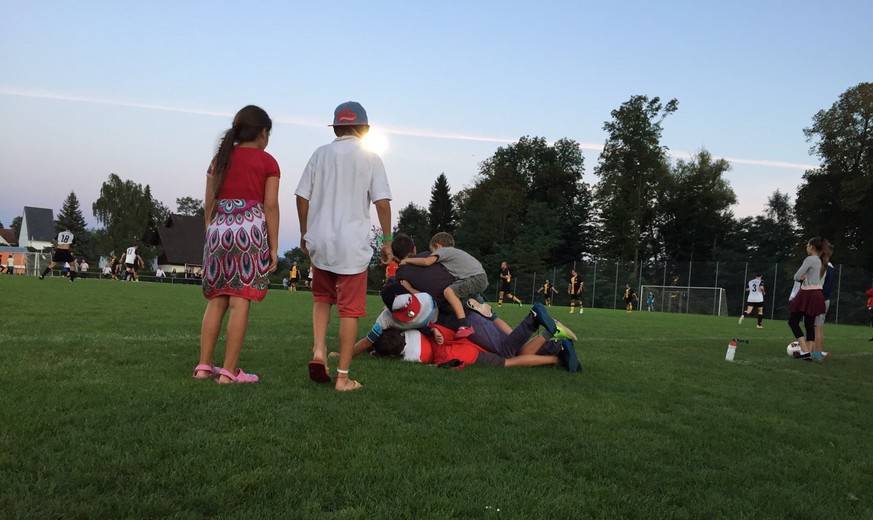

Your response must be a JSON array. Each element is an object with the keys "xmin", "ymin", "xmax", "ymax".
[
  {"xmin": 395, "ymin": 83, "xmax": 873, "ymax": 278},
  {"xmin": 3, "ymin": 83, "xmax": 869, "ymax": 281}
]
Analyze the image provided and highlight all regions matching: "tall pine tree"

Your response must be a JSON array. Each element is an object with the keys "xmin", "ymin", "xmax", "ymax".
[
  {"xmin": 428, "ymin": 173, "xmax": 456, "ymax": 236},
  {"xmin": 55, "ymin": 191, "xmax": 90, "ymax": 259}
]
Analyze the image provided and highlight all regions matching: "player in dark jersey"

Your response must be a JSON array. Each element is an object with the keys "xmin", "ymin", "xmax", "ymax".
[
  {"xmin": 497, "ymin": 261, "xmax": 522, "ymax": 307},
  {"xmin": 568, "ymin": 270, "xmax": 584, "ymax": 314},
  {"xmin": 537, "ymin": 279, "xmax": 559, "ymax": 307},
  {"xmin": 623, "ymin": 284, "xmax": 638, "ymax": 312}
]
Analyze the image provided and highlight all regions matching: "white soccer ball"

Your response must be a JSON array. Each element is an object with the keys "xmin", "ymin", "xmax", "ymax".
[{"xmin": 786, "ymin": 341, "xmax": 801, "ymax": 357}]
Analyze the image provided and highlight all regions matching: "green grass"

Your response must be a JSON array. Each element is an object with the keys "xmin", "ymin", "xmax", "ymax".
[{"xmin": 1, "ymin": 276, "xmax": 872, "ymax": 519}]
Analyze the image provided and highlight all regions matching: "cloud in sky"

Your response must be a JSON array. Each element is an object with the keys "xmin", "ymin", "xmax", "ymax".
[{"xmin": 1, "ymin": 87, "xmax": 817, "ymax": 172}]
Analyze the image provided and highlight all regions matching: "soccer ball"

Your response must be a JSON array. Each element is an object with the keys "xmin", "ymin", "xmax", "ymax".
[{"xmin": 786, "ymin": 341, "xmax": 801, "ymax": 357}]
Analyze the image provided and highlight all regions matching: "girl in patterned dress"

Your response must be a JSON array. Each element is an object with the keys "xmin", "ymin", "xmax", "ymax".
[{"xmin": 194, "ymin": 105, "xmax": 280, "ymax": 384}]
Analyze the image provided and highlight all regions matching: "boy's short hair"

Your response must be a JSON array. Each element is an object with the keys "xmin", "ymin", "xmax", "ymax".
[
  {"xmin": 429, "ymin": 232, "xmax": 454, "ymax": 250},
  {"xmin": 391, "ymin": 233, "xmax": 415, "ymax": 260},
  {"xmin": 334, "ymin": 125, "xmax": 369, "ymax": 138},
  {"xmin": 372, "ymin": 328, "xmax": 407, "ymax": 357}
]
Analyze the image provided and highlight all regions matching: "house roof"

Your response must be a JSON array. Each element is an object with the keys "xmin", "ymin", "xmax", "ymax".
[
  {"xmin": 23, "ymin": 207, "xmax": 55, "ymax": 242},
  {"xmin": 156, "ymin": 214, "xmax": 205, "ymax": 266},
  {"xmin": 0, "ymin": 229, "xmax": 14, "ymax": 246}
]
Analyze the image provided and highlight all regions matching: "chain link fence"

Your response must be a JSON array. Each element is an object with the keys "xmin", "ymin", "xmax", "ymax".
[
  {"xmin": 470, "ymin": 259, "xmax": 872, "ymax": 325},
  {"xmin": 10, "ymin": 251, "xmax": 871, "ymax": 325}
]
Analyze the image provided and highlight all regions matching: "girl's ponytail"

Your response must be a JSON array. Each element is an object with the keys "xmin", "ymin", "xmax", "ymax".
[{"xmin": 210, "ymin": 124, "xmax": 239, "ymax": 216}]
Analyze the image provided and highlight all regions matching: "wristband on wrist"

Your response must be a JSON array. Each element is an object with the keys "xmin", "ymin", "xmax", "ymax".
[{"xmin": 381, "ymin": 233, "xmax": 393, "ymax": 242}]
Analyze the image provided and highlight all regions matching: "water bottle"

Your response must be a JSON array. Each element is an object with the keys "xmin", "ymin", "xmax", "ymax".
[{"xmin": 725, "ymin": 340, "xmax": 737, "ymax": 362}]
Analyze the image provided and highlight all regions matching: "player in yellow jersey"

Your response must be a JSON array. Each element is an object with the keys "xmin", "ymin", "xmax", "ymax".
[
  {"xmin": 497, "ymin": 261, "xmax": 522, "ymax": 307},
  {"xmin": 568, "ymin": 270, "xmax": 583, "ymax": 313},
  {"xmin": 623, "ymin": 284, "xmax": 638, "ymax": 312},
  {"xmin": 289, "ymin": 261, "xmax": 300, "ymax": 291},
  {"xmin": 538, "ymin": 279, "xmax": 559, "ymax": 306}
]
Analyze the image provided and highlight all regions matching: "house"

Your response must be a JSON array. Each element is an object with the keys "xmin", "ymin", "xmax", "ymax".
[
  {"xmin": 18, "ymin": 207, "xmax": 55, "ymax": 250},
  {"xmin": 155, "ymin": 214, "xmax": 205, "ymax": 274},
  {"xmin": 0, "ymin": 228, "xmax": 16, "ymax": 246}
]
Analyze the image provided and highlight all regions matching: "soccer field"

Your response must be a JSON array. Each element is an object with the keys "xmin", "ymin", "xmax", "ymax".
[{"xmin": 2, "ymin": 276, "xmax": 872, "ymax": 519}]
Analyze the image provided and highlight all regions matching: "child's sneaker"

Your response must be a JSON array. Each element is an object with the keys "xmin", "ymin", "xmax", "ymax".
[
  {"xmin": 557, "ymin": 339, "xmax": 580, "ymax": 372},
  {"xmin": 455, "ymin": 326, "xmax": 475, "ymax": 339},
  {"xmin": 529, "ymin": 303, "xmax": 556, "ymax": 335},
  {"xmin": 756, "ymin": 324, "xmax": 763, "ymax": 329},
  {"xmin": 552, "ymin": 320, "xmax": 578, "ymax": 342},
  {"xmin": 738, "ymin": 315, "xmax": 744, "ymax": 325}
]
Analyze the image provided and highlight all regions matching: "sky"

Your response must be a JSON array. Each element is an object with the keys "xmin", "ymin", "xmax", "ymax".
[{"xmin": 1, "ymin": 1, "xmax": 870, "ymax": 253}]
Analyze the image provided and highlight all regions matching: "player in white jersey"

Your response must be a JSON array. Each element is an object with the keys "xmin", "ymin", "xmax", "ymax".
[
  {"xmin": 39, "ymin": 230, "xmax": 78, "ymax": 281},
  {"xmin": 122, "ymin": 244, "xmax": 144, "ymax": 282},
  {"xmin": 739, "ymin": 274, "xmax": 766, "ymax": 328}
]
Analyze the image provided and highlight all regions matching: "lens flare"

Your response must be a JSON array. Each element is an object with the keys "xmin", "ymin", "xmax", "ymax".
[{"xmin": 361, "ymin": 128, "xmax": 389, "ymax": 155}]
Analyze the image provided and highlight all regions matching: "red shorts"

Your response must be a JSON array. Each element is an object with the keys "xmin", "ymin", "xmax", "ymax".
[{"xmin": 310, "ymin": 265, "xmax": 368, "ymax": 318}]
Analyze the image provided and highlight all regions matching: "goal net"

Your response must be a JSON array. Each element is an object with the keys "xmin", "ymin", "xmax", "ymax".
[{"xmin": 639, "ymin": 285, "xmax": 729, "ymax": 317}]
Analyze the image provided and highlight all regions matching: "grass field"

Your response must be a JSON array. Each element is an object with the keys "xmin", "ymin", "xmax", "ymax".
[{"xmin": 2, "ymin": 276, "xmax": 872, "ymax": 519}]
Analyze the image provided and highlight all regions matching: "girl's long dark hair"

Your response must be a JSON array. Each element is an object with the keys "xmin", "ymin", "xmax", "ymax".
[{"xmin": 210, "ymin": 105, "xmax": 272, "ymax": 213}]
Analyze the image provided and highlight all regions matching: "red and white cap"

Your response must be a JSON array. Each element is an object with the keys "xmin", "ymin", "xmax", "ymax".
[{"xmin": 391, "ymin": 294, "xmax": 422, "ymax": 323}]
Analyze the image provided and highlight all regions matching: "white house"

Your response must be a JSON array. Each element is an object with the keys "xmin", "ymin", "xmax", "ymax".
[{"xmin": 18, "ymin": 207, "xmax": 55, "ymax": 250}]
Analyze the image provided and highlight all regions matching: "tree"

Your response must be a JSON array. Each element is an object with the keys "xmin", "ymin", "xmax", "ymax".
[
  {"xmin": 11, "ymin": 216, "xmax": 22, "ymax": 241},
  {"xmin": 745, "ymin": 190, "xmax": 798, "ymax": 264},
  {"xmin": 92, "ymin": 174, "xmax": 154, "ymax": 257},
  {"xmin": 176, "ymin": 196, "xmax": 205, "ymax": 217},
  {"xmin": 659, "ymin": 150, "xmax": 737, "ymax": 262},
  {"xmin": 395, "ymin": 202, "xmax": 431, "ymax": 251},
  {"xmin": 454, "ymin": 136, "xmax": 590, "ymax": 272},
  {"xmin": 593, "ymin": 95, "xmax": 678, "ymax": 266},
  {"xmin": 428, "ymin": 174, "xmax": 456, "ymax": 236},
  {"xmin": 55, "ymin": 191, "xmax": 93, "ymax": 260},
  {"xmin": 796, "ymin": 82, "xmax": 873, "ymax": 269}
]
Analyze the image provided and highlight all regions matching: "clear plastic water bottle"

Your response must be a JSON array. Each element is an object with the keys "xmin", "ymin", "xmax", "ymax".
[{"xmin": 725, "ymin": 340, "xmax": 737, "ymax": 362}]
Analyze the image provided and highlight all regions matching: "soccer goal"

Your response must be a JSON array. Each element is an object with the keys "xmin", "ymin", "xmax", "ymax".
[{"xmin": 639, "ymin": 285, "xmax": 729, "ymax": 317}]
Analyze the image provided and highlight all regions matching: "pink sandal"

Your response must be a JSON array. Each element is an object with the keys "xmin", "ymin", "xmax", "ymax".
[
  {"xmin": 215, "ymin": 367, "xmax": 259, "ymax": 384},
  {"xmin": 192, "ymin": 364, "xmax": 220, "ymax": 380}
]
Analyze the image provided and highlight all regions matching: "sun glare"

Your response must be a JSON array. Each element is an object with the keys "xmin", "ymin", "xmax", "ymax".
[{"xmin": 361, "ymin": 128, "xmax": 389, "ymax": 155}]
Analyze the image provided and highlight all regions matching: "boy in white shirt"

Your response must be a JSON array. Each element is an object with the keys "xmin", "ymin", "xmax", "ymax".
[{"xmin": 295, "ymin": 101, "xmax": 393, "ymax": 392}]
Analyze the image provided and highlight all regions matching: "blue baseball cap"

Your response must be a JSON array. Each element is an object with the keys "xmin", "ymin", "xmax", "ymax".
[{"xmin": 331, "ymin": 101, "xmax": 368, "ymax": 126}]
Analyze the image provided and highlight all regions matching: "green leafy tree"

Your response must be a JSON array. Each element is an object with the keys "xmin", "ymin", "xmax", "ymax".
[
  {"xmin": 659, "ymin": 150, "xmax": 737, "ymax": 262},
  {"xmin": 594, "ymin": 95, "xmax": 678, "ymax": 265},
  {"xmin": 395, "ymin": 202, "xmax": 431, "ymax": 251},
  {"xmin": 744, "ymin": 190, "xmax": 798, "ymax": 264},
  {"xmin": 428, "ymin": 173, "xmax": 456, "ymax": 235},
  {"xmin": 92, "ymin": 174, "xmax": 154, "ymax": 258},
  {"xmin": 55, "ymin": 191, "xmax": 93, "ymax": 260},
  {"xmin": 176, "ymin": 196, "xmax": 205, "ymax": 217},
  {"xmin": 11, "ymin": 216, "xmax": 22, "ymax": 241},
  {"xmin": 796, "ymin": 82, "xmax": 873, "ymax": 269},
  {"xmin": 455, "ymin": 136, "xmax": 589, "ymax": 271}
]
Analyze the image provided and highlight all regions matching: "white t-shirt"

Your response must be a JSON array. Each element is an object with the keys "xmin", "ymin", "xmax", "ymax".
[
  {"xmin": 57, "ymin": 230, "xmax": 74, "ymax": 245},
  {"xmin": 747, "ymin": 278, "xmax": 764, "ymax": 303},
  {"xmin": 295, "ymin": 135, "xmax": 392, "ymax": 275},
  {"xmin": 156, "ymin": 268, "xmax": 165, "ymax": 277},
  {"xmin": 79, "ymin": 261, "xmax": 89, "ymax": 271}
]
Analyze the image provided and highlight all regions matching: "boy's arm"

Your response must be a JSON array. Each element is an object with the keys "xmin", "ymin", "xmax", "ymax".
[
  {"xmin": 400, "ymin": 256, "xmax": 437, "ymax": 267},
  {"xmin": 352, "ymin": 337, "xmax": 374, "ymax": 357},
  {"xmin": 374, "ymin": 198, "xmax": 392, "ymax": 264},
  {"xmin": 296, "ymin": 195, "xmax": 309, "ymax": 255}
]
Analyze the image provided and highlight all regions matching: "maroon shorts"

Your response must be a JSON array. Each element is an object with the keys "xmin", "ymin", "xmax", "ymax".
[{"xmin": 310, "ymin": 265, "xmax": 368, "ymax": 318}]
